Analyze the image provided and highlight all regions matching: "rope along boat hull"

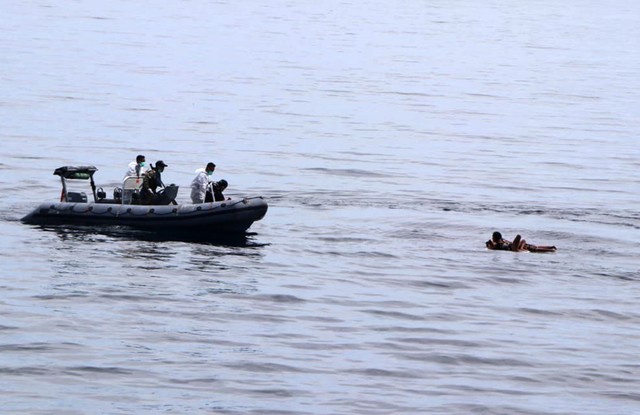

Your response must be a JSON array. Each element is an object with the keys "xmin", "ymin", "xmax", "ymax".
[{"xmin": 22, "ymin": 197, "xmax": 268, "ymax": 233}]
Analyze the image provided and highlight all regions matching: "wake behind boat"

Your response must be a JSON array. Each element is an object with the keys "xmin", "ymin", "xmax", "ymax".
[{"xmin": 21, "ymin": 166, "xmax": 268, "ymax": 235}]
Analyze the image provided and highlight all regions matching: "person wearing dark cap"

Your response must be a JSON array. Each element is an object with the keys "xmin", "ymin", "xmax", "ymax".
[
  {"xmin": 124, "ymin": 154, "xmax": 147, "ymax": 180},
  {"xmin": 141, "ymin": 160, "xmax": 168, "ymax": 205},
  {"xmin": 486, "ymin": 231, "xmax": 556, "ymax": 252},
  {"xmin": 190, "ymin": 162, "xmax": 216, "ymax": 204}
]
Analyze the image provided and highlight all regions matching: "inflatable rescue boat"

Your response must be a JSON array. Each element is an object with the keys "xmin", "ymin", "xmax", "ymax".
[{"xmin": 21, "ymin": 166, "xmax": 268, "ymax": 235}]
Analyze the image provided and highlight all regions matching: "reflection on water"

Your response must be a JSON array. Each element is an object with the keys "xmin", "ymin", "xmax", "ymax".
[
  {"xmin": 37, "ymin": 224, "xmax": 268, "ymax": 247},
  {"xmin": 38, "ymin": 224, "xmax": 268, "ymax": 276}
]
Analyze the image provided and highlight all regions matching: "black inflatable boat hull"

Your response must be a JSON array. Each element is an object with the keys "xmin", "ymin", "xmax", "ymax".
[{"xmin": 22, "ymin": 197, "xmax": 268, "ymax": 233}]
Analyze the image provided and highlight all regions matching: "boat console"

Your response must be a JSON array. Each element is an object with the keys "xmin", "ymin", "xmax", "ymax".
[{"xmin": 55, "ymin": 166, "xmax": 178, "ymax": 205}]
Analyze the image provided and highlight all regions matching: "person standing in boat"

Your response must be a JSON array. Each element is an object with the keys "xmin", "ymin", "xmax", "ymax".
[
  {"xmin": 190, "ymin": 162, "xmax": 216, "ymax": 204},
  {"xmin": 124, "ymin": 154, "xmax": 147, "ymax": 179},
  {"xmin": 141, "ymin": 160, "xmax": 168, "ymax": 205}
]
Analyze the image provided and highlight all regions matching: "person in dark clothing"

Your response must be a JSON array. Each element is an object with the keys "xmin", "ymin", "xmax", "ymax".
[
  {"xmin": 141, "ymin": 160, "xmax": 168, "ymax": 205},
  {"xmin": 213, "ymin": 179, "xmax": 228, "ymax": 202},
  {"xmin": 205, "ymin": 179, "xmax": 228, "ymax": 202}
]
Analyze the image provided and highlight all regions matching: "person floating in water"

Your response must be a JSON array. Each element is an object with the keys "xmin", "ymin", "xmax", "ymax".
[{"xmin": 486, "ymin": 231, "xmax": 557, "ymax": 253}]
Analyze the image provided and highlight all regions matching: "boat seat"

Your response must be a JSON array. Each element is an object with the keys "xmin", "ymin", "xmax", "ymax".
[
  {"xmin": 123, "ymin": 176, "xmax": 143, "ymax": 190},
  {"xmin": 96, "ymin": 198, "xmax": 120, "ymax": 204},
  {"xmin": 154, "ymin": 185, "xmax": 179, "ymax": 205},
  {"xmin": 122, "ymin": 176, "xmax": 144, "ymax": 205},
  {"xmin": 67, "ymin": 191, "xmax": 87, "ymax": 203}
]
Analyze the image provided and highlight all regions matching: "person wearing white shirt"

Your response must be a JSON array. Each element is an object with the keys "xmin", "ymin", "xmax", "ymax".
[
  {"xmin": 124, "ymin": 154, "xmax": 147, "ymax": 179},
  {"xmin": 190, "ymin": 162, "xmax": 216, "ymax": 204}
]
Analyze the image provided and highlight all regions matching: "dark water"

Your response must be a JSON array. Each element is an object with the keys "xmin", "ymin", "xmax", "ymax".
[{"xmin": 2, "ymin": 1, "xmax": 639, "ymax": 414}]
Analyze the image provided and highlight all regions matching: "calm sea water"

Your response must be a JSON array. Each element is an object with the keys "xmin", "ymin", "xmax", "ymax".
[{"xmin": 1, "ymin": 1, "xmax": 639, "ymax": 414}]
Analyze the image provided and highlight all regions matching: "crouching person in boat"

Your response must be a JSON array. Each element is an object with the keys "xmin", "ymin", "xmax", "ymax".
[
  {"xmin": 206, "ymin": 179, "xmax": 228, "ymax": 202},
  {"xmin": 190, "ymin": 162, "xmax": 216, "ymax": 204},
  {"xmin": 141, "ymin": 160, "xmax": 168, "ymax": 205},
  {"xmin": 486, "ymin": 231, "xmax": 556, "ymax": 253}
]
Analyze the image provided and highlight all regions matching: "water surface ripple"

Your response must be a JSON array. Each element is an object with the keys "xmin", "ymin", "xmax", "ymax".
[{"xmin": 1, "ymin": 1, "xmax": 639, "ymax": 414}]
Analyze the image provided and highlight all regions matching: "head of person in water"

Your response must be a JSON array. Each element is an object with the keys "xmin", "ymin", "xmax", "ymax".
[{"xmin": 492, "ymin": 231, "xmax": 503, "ymax": 242}]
